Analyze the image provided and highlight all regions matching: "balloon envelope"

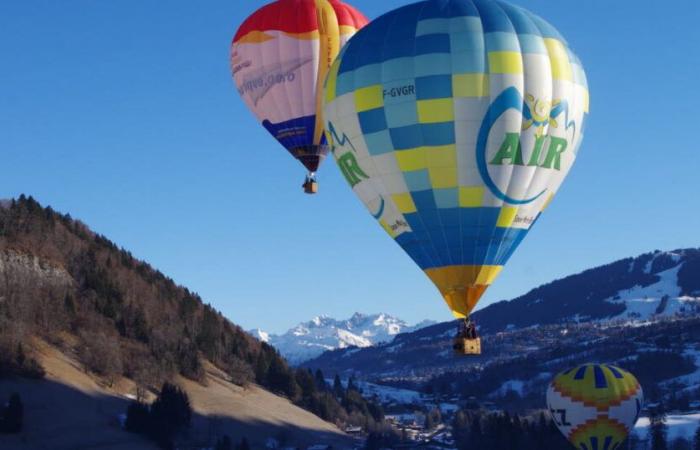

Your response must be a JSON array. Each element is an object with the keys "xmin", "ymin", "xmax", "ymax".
[
  {"xmin": 547, "ymin": 363, "xmax": 643, "ymax": 449},
  {"xmin": 323, "ymin": 0, "xmax": 588, "ymax": 318},
  {"xmin": 232, "ymin": 0, "xmax": 368, "ymax": 175}
]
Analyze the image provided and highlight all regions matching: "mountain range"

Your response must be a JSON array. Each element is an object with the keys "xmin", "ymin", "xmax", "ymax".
[
  {"xmin": 302, "ymin": 248, "xmax": 700, "ymax": 382},
  {"xmin": 251, "ymin": 313, "xmax": 435, "ymax": 364}
]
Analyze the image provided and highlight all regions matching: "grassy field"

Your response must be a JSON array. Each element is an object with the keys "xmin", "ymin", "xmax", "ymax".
[{"xmin": 0, "ymin": 339, "xmax": 355, "ymax": 449}]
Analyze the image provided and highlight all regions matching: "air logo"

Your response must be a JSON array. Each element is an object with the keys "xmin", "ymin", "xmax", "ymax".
[
  {"xmin": 326, "ymin": 121, "xmax": 369, "ymax": 187},
  {"xmin": 490, "ymin": 133, "xmax": 568, "ymax": 170}
]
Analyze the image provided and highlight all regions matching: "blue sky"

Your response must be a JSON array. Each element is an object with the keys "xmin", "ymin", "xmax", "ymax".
[{"xmin": 1, "ymin": 1, "xmax": 698, "ymax": 334}]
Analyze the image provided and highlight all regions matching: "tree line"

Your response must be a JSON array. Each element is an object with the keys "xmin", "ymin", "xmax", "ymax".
[{"xmin": 0, "ymin": 196, "xmax": 389, "ymax": 433}]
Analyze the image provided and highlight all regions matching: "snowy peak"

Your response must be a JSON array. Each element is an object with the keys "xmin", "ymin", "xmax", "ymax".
[
  {"xmin": 251, "ymin": 313, "xmax": 435, "ymax": 364},
  {"xmin": 249, "ymin": 328, "xmax": 270, "ymax": 343}
]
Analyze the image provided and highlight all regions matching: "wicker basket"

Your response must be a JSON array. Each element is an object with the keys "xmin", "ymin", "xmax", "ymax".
[{"xmin": 453, "ymin": 337, "xmax": 482, "ymax": 355}]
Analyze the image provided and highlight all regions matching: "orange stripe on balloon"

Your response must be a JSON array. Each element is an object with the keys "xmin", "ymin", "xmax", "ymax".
[{"xmin": 235, "ymin": 30, "xmax": 276, "ymax": 44}]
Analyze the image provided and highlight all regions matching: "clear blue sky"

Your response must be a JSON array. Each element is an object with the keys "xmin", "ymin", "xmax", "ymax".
[{"xmin": 1, "ymin": 1, "xmax": 698, "ymax": 334}]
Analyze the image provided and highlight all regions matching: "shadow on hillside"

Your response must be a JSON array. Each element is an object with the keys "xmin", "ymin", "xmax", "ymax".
[{"xmin": 0, "ymin": 378, "xmax": 357, "ymax": 450}]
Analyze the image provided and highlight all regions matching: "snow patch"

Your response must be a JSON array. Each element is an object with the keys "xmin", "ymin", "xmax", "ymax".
[
  {"xmin": 634, "ymin": 413, "xmax": 700, "ymax": 442},
  {"xmin": 604, "ymin": 264, "xmax": 700, "ymax": 322}
]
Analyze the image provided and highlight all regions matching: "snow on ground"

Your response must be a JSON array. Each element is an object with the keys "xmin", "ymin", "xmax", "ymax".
[
  {"xmin": 604, "ymin": 264, "xmax": 700, "ymax": 322},
  {"xmin": 492, "ymin": 380, "xmax": 525, "ymax": 397},
  {"xmin": 324, "ymin": 378, "xmax": 463, "ymax": 411},
  {"xmin": 355, "ymin": 381, "xmax": 423, "ymax": 404},
  {"xmin": 633, "ymin": 413, "xmax": 700, "ymax": 442}
]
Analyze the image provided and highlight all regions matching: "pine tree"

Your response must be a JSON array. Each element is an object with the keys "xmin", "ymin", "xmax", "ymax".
[
  {"xmin": 294, "ymin": 368, "xmax": 316, "ymax": 399},
  {"xmin": 333, "ymin": 374, "xmax": 344, "ymax": 398},
  {"xmin": 693, "ymin": 423, "xmax": 700, "ymax": 450},
  {"xmin": 125, "ymin": 401, "xmax": 150, "ymax": 434},
  {"xmin": 347, "ymin": 374, "xmax": 358, "ymax": 393},
  {"xmin": 314, "ymin": 369, "xmax": 327, "ymax": 391},
  {"xmin": 650, "ymin": 407, "xmax": 668, "ymax": 450},
  {"xmin": 149, "ymin": 382, "xmax": 192, "ymax": 445},
  {"xmin": 254, "ymin": 350, "xmax": 270, "ymax": 384}
]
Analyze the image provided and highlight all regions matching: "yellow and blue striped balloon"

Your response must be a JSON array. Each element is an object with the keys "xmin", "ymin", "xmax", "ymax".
[
  {"xmin": 547, "ymin": 364, "xmax": 644, "ymax": 450},
  {"xmin": 323, "ymin": 0, "xmax": 588, "ymax": 319}
]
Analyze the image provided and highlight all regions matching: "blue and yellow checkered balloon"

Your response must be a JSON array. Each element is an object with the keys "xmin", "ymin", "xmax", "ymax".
[
  {"xmin": 323, "ymin": 0, "xmax": 589, "ymax": 319},
  {"xmin": 547, "ymin": 364, "xmax": 644, "ymax": 450}
]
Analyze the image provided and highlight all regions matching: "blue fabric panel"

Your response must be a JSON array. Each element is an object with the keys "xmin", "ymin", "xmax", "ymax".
[
  {"xmin": 416, "ymin": 75, "xmax": 453, "ymax": 100},
  {"xmin": 390, "ymin": 124, "xmax": 423, "ymax": 150},
  {"xmin": 473, "ymin": 0, "xmax": 516, "ymax": 33},
  {"xmin": 415, "ymin": 34, "xmax": 452, "ymax": 55},
  {"xmin": 421, "ymin": 122, "xmax": 456, "ymax": 146},
  {"xmin": 404, "ymin": 169, "xmax": 432, "ymax": 191},
  {"xmin": 358, "ymin": 108, "xmax": 388, "ymax": 134},
  {"xmin": 364, "ymin": 130, "xmax": 394, "ymax": 156}
]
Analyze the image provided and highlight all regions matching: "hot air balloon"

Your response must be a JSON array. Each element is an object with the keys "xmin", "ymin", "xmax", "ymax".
[
  {"xmin": 323, "ymin": 0, "xmax": 588, "ymax": 353},
  {"xmin": 547, "ymin": 363, "xmax": 644, "ymax": 449},
  {"xmin": 232, "ymin": 0, "xmax": 368, "ymax": 194}
]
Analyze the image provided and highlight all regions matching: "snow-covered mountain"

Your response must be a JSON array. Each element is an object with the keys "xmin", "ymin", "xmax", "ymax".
[
  {"xmin": 303, "ymin": 248, "xmax": 700, "ymax": 378},
  {"xmin": 251, "ymin": 313, "xmax": 435, "ymax": 364}
]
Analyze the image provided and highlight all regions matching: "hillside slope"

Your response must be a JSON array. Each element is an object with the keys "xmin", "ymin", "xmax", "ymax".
[
  {"xmin": 0, "ymin": 338, "xmax": 352, "ymax": 450},
  {"xmin": 304, "ymin": 248, "xmax": 700, "ymax": 379},
  {"xmin": 469, "ymin": 248, "xmax": 700, "ymax": 333},
  {"xmin": 0, "ymin": 196, "xmax": 372, "ymax": 448}
]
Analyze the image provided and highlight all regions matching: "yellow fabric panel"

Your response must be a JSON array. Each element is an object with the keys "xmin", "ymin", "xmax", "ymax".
[
  {"xmin": 475, "ymin": 265, "xmax": 502, "ymax": 285},
  {"xmin": 553, "ymin": 365, "xmax": 642, "ymax": 411},
  {"xmin": 488, "ymin": 51, "xmax": 523, "ymax": 74},
  {"xmin": 425, "ymin": 144, "xmax": 457, "ymax": 168},
  {"xmin": 459, "ymin": 186, "xmax": 485, "ymax": 207},
  {"xmin": 497, "ymin": 206, "xmax": 518, "ymax": 228},
  {"xmin": 453, "ymin": 73, "xmax": 489, "ymax": 97},
  {"xmin": 544, "ymin": 38, "xmax": 574, "ymax": 81},
  {"xmin": 391, "ymin": 193, "xmax": 417, "ymax": 214},
  {"xmin": 339, "ymin": 25, "xmax": 358, "ymax": 35},
  {"xmin": 313, "ymin": 0, "xmax": 340, "ymax": 145},
  {"xmin": 379, "ymin": 219, "xmax": 395, "ymax": 237},
  {"xmin": 354, "ymin": 85, "xmax": 384, "ymax": 112},
  {"xmin": 569, "ymin": 418, "xmax": 629, "ymax": 449},
  {"xmin": 424, "ymin": 265, "xmax": 503, "ymax": 317},
  {"xmin": 397, "ymin": 145, "xmax": 458, "ymax": 172},
  {"xmin": 429, "ymin": 167, "xmax": 458, "ymax": 189},
  {"xmin": 325, "ymin": 60, "xmax": 340, "ymax": 104},
  {"xmin": 236, "ymin": 31, "xmax": 275, "ymax": 44},
  {"xmin": 395, "ymin": 147, "xmax": 427, "ymax": 172},
  {"xmin": 417, "ymin": 98, "xmax": 455, "ymax": 123}
]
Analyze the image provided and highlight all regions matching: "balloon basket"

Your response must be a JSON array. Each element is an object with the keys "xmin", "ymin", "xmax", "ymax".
[
  {"xmin": 453, "ymin": 337, "xmax": 481, "ymax": 355},
  {"xmin": 303, "ymin": 180, "xmax": 318, "ymax": 194}
]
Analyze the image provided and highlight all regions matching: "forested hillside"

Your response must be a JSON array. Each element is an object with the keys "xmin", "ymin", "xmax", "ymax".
[{"xmin": 0, "ymin": 196, "xmax": 383, "ymax": 432}]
